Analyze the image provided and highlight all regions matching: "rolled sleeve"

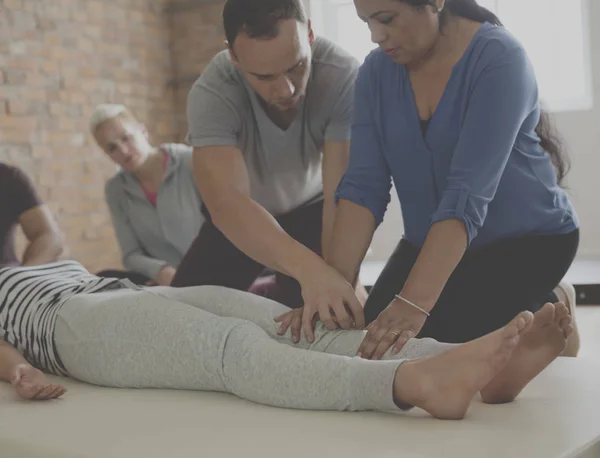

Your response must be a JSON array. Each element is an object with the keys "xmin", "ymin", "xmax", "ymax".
[
  {"xmin": 430, "ymin": 46, "xmax": 538, "ymax": 245},
  {"xmin": 335, "ymin": 61, "xmax": 392, "ymax": 226}
]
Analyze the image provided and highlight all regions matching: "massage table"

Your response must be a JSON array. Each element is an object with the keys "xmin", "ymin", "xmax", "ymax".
[{"xmin": 1, "ymin": 357, "xmax": 599, "ymax": 458}]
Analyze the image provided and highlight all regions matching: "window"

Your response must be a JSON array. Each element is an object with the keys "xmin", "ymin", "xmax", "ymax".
[{"xmin": 308, "ymin": 0, "xmax": 593, "ymax": 112}]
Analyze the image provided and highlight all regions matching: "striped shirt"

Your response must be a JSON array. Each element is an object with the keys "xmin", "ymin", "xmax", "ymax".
[{"xmin": 0, "ymin": 261, "xmax": 120, "ymax": 375}]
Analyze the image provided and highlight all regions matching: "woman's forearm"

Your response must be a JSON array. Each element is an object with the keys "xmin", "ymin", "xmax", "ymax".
[
  {"xmin": 0, "ymin": 341, "xmax": 29, "ymax": 383},
  {"xmin": 400, "ymin": 219, "xmax": 468, "ymax": 312},
  {"xmin": 326, "ymin": 199, "xmax": 377, "ymax": 286}
]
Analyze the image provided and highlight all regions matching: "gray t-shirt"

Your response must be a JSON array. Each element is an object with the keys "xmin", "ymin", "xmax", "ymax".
[{"xmin": 186, "ymin": 37, "xmax": 360, "ymax": 215}]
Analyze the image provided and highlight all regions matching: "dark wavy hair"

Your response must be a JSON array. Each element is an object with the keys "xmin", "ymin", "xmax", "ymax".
[{"xmin": 403, "ymin": 0, "xmax": 570, "ymax": 184}]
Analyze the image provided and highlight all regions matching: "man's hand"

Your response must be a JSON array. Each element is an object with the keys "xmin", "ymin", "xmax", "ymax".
[
  {"xmin": 275, "ymin": 307, "xmax": 314, "ymax": 343},
  {"xmin": 355, "ymin": 280, "xmax": 369, "ymax": 306},
  {"xmin": 295, "ymin": 262, "xmax": 365, "ymax": 343}
]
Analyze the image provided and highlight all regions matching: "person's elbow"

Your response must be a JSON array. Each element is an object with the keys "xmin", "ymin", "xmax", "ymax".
[
  {"xmin": 335, "ymin": 178, "xmax": 391, "ymax": 227},
  {"xmin": 46, "ymin": 228, "xmax": 68, "ymax": 260},
  {"xmin": 430, "ymin": 190, "xmax": 491, "ymax": 247},
  {"xmin": 54, "ymin": 230, "xmax": 69, "ymax": 259},
  {"xmin": 26, "ymin": 228, "xmax": 68, "ymax": 264}
]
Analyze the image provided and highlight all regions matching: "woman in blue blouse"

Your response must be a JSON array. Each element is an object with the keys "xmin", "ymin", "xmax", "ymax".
[{"xmin": 325, "ymin": 0, "xmax": 579, "ymax": 359}]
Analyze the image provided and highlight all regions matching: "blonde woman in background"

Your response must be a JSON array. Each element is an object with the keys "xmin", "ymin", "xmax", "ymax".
[{"xmin": 90, "ymin": 105, "xmax": 205, "ymax": 286}]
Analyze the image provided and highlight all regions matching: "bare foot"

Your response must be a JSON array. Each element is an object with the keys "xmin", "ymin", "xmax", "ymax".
[
  {"xmin": 480, "ymin": 302, "xmax": 572, "ymax": 404},
  {"xmin": 393, "ymin": 311, "xmax": 533, "ymax": 420}
]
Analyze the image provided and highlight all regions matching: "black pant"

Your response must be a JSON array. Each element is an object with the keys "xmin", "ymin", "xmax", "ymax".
[
  {"xmin": 364, "ymin": 230, "xmax": 579, "ymax": 343},
  {"xmin": 171, "ymin": 199, "xmax": 324, "ymax": 309}
]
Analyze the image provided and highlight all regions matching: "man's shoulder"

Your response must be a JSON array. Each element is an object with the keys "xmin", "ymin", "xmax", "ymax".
[
  {"xmin": 0, "ymin": 163, "xmax": 41, "ymax": 219},
  {"xmin": 0, "ymin": 162, "xmax": 33, "ymax": 189},
  {"xmin": 310, "ymin": 37, "xmax": 360, "ymax": 86},
  {"xmin": 190, "ymin": 49, "xmax": 248, "ymax": 103},
  {"xmin": 0, "ymin": 162, "xmax": 24, "ymax": 178}
]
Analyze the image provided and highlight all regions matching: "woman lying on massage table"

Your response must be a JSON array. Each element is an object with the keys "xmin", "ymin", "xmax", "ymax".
[{"xmin": 0, "ymin": 261, "xmax": 572, "ymax": 420}]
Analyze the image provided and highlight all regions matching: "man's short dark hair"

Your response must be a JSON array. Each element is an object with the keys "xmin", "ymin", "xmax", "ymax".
[{"xmin": 223, "ymin": 0, "xmax": 308, "ymax": 50}]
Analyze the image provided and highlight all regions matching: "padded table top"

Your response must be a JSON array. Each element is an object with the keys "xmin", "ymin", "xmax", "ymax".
[{"xmin": 1, "ymin": 357, "xmax": 599, "ymax": 458}]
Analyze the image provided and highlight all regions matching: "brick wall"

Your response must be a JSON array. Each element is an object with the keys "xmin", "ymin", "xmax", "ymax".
[
  {"xmin": 0, "ymin": 0, "xmax": 226, "ymax": 272},
  {"xmin": 167, "ymin": 0, "xmax": 226, "ymax": 140}
]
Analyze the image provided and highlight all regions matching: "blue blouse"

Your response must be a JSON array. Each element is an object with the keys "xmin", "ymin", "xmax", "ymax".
[{"xmin": 336, "ymin": 22, "xmax": 578, "ymax": 248}]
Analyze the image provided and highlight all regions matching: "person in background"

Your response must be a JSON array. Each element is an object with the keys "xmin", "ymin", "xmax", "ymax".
[
  {"xmin": 90, "ymin": 104, "xmax": 205, "ymax": 286},
  {"xmin": 299, "ymin": 0, "xmax": 580, "ymax": 359},
  {"xmin": 172, "ymin": 0, "xmax": 369, "ymax": 325},
  {"xmin": 0, "ymin": 162, "xmax": 67, "ymax": 267}
]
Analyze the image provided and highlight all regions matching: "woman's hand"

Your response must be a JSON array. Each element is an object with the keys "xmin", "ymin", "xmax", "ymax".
[
  {"xmin": 357, "ymin": 298, "xmax": 428, "ymax": 360},
  {"xmin": 11, "ymin": 364, "xmax": 67, "ymax": 401}
]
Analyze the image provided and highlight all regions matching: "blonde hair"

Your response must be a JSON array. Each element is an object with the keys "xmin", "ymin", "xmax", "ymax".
[{"xmin": 89, "ymin": 104, "xmax": 137, "ymax": 133}]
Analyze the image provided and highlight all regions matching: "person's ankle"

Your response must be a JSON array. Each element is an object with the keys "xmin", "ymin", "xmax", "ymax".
[{"xmin": 393, "ymin": 361, "xmax": 426, "ymax": 409}]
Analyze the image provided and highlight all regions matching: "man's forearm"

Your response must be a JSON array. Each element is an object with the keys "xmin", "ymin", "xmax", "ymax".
[
  {"xmin": 400, "ymin": 219, "xmax": 468, "ymax": 312},
  {"xmin": 0, "ymin": 341, "xmax": 28, "ymax": 383},
  {"xmin": 211, "ymin": 193, "xmax": 325, "ymax": 280},
  {"xmin": 22, "ymin": 234, "xmax": 66, "ymax": 266},
  {"xmin": 326, "ymin": 199, "xmax": 376, "ymax": 286}
]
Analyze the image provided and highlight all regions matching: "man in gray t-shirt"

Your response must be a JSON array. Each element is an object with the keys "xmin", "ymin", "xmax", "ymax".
[{"xmin": 173, "ymin": 0, "xmax": 365, "ymax": 341}]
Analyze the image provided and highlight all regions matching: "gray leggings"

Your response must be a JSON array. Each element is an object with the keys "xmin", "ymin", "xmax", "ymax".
[{"xmin": 54, "ymin": 285, "xmax": 452, "ymax": 412}]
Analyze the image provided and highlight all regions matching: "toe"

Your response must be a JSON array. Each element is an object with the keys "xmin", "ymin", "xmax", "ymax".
[
  {"xmin": 517, "ymin": 311, "xmax": 534, "ymax": 333},
  {"xmin": 554, "ymin": 302, "xmax": 570, "ymax": 320},
  {"xmin": 559, "ymin": 315, "xmax": 572, "ymax": 329},
  {"xmin": 563, "ymin": 323, "xmax": 574, "ymax": 339},
  {"xmin": 504, "ymin": 311, "xmax": 533, "ymax": 340},
  {"xmin": 535, "ymin": 303, "xmax": 556, "ymax": 326}
]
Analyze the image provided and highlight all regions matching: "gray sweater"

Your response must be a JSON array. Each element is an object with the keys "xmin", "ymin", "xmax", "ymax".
[{"xmin": 104, "ymin": 144, "xmax": 204, "ymax": 279}]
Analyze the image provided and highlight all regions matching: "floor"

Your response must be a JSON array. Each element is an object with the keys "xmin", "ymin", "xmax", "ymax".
[{"xmin": 577, "ymin": 305, "xmax": 600, "ymax": 361}]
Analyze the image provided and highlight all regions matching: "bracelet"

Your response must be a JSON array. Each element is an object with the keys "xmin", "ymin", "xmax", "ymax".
[{"xmin": 395, "ymin": 294, "xmax": 431, "ymax": 317}]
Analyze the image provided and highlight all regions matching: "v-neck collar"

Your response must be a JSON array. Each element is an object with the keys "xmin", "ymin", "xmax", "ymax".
[
  {"xmin": 244, "ymin": 79, "xmax": 306, "ymax": 136},
  {"xmin": 122, "ymin": 147, "xmax": 174, "ymax": 200},
  {"xmin": 404, "ymin": 22, "xmax": 491, "ymax": 149}
]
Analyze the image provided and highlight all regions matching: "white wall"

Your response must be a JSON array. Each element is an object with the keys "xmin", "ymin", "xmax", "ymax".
[{"xmin": 548, "ymin": 0, "xmax": 600, "ymax": 259}]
